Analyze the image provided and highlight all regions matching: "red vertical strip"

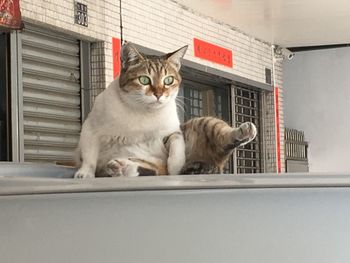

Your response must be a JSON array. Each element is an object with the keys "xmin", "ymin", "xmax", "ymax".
[
  {"xmin": 274, "ymin": 87, "xmax": 281, "ymax": 173},
  {"xmin": 112, "ymin": 37, "xmax": 121, "ymax": 79}
]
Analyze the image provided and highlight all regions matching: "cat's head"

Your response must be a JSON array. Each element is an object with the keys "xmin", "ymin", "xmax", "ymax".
[{"xmin": 119, "ymin": 42, "xmax": 188, "ymax": 110}]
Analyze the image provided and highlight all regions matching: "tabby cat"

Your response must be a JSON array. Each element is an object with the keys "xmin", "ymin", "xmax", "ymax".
[{"xmin": 74, "ymin": 43, "xmax": 256, "ymax": 178}]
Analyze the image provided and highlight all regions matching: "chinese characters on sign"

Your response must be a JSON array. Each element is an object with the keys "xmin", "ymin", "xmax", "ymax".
[
  {"xmin": 0, "ymin": 0, "xmax": 23, "ymax": 30},
  {"xmin": 74, "ymin": 1, "xmax": 88, "ymax": 27},
  {"xmin": 193, "ymin": 38, "xmax": 233, "ymax": 68}
]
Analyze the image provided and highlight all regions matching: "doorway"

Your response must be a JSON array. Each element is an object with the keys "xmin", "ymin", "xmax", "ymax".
[{"xmin": 0, "ymin": 33, "xmax": 10, "ymax": 161}]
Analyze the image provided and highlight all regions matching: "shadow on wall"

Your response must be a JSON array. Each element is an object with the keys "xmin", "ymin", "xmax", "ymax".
[{"xmin": 283, "ymin": 47, "xmax": 350, "ymax": 172}]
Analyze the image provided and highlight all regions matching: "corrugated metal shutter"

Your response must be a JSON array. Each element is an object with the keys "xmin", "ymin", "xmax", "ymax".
[{"xmin": 21, "ymin": 26, "xmax": 81, "ymax": 163}]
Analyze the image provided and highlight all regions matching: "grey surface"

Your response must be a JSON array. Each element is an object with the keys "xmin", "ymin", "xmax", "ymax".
[
  {"xmin": 286, "ymin": 159, "xmax": 309, "ymax": 172},
  {"xmin": 283, "ymin": 47, "xmax": 350, "ymax": 172},
  {"xmin": 2, "ymin": 163, "xmax": 350, "ymax": 262},
  {"xmin": 2, "ymin": 162, "xmax": 350, "ymax": 195},
  {"xmin": 1, "ymin": 187, "xmax": 350, "ymax": 263},
  {"xmin": 0, "ymin": 162, "xmax": 76, "ymax": 179}
]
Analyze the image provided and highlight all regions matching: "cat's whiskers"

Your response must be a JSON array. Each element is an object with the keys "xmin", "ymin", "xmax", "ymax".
[
  {"xmin": 176, "ymin": 104, "xmax": 185, "ymax": 113},
  {"xmin": 176, "ymin": 95, "xmax": 191, "ymax": 102},
  {"xmin": 175, "ymin": 97, "xmax": 187, "ymax": 113}
]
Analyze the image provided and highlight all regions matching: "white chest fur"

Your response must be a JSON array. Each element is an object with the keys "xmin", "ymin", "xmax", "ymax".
[{"xmin": 82, "ymin": 78, "xmax": 181, "ymax": 168}]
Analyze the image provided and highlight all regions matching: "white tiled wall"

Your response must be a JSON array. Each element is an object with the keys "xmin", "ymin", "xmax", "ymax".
[
  {"xmin": 19, "ymin": 0, "xmax": 285, "ymax": 172},
  {"xmin": 275, "ymin": 60, "xmax": 286, "ymax": 172},
  {"xmin": 122, "ymin": 0, "xmax": 272, "ymax": 85}
]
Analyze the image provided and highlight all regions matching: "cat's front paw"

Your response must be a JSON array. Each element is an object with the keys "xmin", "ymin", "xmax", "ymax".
[
  {"xmin": 167, "ymin": 153, "xmax": 186, "ymax": 175},
  {"xmin": 74, "ymin": 168, "xmax": 95, "ymax": 179},
  {"xmin": 238, "ymin": 122, "xmax": 257, "ymax": 142},
  {"xmin": 105, "ymin": 159, "xmax": 139, "ymax": 177}
]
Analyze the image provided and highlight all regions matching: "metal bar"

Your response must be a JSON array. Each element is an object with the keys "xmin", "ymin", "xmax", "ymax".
[
  {"xmin": 260, "ymin": 90, "xmax": 267, "ymax": 172},
  {"xmin": 231, "ymin": 84, "xmax": 238, "ymax": 174},
  {"xmin": 10, "ymin": 32, "xmax": 20, "ymax": 162},
  {"xmin": 80, "ymin": 41, "xmax": 91, "ymax": 121},
  {"xmin": 16, "ymin": 31, "xmax": 24, "ymax": 162}
]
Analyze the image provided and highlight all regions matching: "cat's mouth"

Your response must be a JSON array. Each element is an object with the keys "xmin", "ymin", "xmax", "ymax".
[{"xmin": 148, "ymin": 100, "xmax": 166, "ymax": 108}]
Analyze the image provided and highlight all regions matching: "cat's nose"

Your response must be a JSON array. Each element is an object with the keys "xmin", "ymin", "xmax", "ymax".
[{"xmin": 154, "ymin": 93, "xmax": 162, "ymax": 100}]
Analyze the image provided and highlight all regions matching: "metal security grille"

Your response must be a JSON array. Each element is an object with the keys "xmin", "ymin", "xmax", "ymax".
[
  {"xmin": 21, "ymin": 26, "xmax": 81, "ymax": 163},
  {"xmin": 182, "ymin": 79, "xmax": 230, "ymax": 123},
  {"xmin": 215, "ymin": 95, "xmax": 223, "ymax": 119},
  {"xmin": 285, "ymin": 128, "xmax": 308, "ymax": 160},
  {"xmin": 188, "ymin": 88, "xmax": 203, "ymax": 118},
  {"xmin": 234, "ymin": 86, "xmax": 261, "ymax": 173},
  {"xmin": 285, "ymin": 128, "xmax": 309, "ymax": 172}
]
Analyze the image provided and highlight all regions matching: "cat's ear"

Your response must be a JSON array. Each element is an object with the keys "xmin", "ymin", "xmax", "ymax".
[
  {"xmin": 121, "ymin": 42, "xmax": 145, "ymax": 68},
  {"xmin": 166, "ymin": 45, "xmax": 188, "ymax": 71}
]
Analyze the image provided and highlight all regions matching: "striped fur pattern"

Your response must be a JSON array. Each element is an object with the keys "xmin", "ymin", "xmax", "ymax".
[
  {"xmin": 97, "ymin": 117, "xmax": 257, "ymax": 176},
  {"xmin": 180, "ymin": 117, "xmax": 257, "ymax": 174}
]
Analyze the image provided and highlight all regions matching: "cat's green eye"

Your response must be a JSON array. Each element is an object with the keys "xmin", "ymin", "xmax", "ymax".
[
  {"xmin": 139, "ymin": 76, "xmax": 151, "ymax": 85},
  {"xmin": 163, "ymin": 76, "xmax": 174, "ymax": 85}
]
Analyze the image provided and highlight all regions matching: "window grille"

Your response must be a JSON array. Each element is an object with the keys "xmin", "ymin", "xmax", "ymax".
[{"xmin": 234, "ymin": 86, "xmax": 261, "ymax": 173}]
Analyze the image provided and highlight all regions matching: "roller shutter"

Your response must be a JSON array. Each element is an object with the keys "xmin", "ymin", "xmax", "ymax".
[{"xmin": 21, "ymin": 26, "xmax": 81, "ymax": 163}]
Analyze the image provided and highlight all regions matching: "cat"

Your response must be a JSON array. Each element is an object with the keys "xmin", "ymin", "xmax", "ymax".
[
  {"xmin": 75, "ymin": 43, "xmax": 257, "ymax": 178},
  {"xmin": 74, "ymin": 42, "xmax": 188, "ymax": 178},
  {"xmin": 100, "ymin": 117, "xmax": 257, "ymax": 176}
]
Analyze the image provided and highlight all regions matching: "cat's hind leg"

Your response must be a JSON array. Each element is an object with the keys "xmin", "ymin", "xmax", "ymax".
[
  {"xmin": 97, "ymin": 158, "xmax": 165, "ymax": 177},
  {"xmin": 225, "ymin": 122, "xmax": 257, "ymax": 150},
  {"xmin": 180, "ymin": 117, "xmax": 257, "ymax": 174},
  {"xmin": 98, "ymin": 159, "xmax": 139, "ymax": 177}
]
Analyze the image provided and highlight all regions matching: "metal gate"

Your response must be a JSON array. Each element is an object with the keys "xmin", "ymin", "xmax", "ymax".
[
  {"xmin": 21, "ymin": 26, "xmax": 81, "ymax": 163},
  {"xmin": 234, "ymin": 85, "xmax": 261, "ymax": 173},
  {"xmin": 285, "ymin": 128, "xmax": 309, "ymax": 172}
]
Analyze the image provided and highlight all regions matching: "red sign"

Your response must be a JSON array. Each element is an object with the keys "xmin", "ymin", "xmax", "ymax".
[
  {"xmin": 112, "ymin": 37, "xmax": 121, "ymax": 78},
  {"xmin": 0, "ymin": 0, "xmax": 23, "ymax": 30},
  {"xmin": 193, "ymin": 38, "xmax": 233, "ymax": 68}
]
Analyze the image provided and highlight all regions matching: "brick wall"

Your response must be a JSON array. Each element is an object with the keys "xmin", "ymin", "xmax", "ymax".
[
  {"xmin": 262, "ymin": 90, "xmax": 277, "ymax": 173},
  {"xmin": 122, "ymin": 0, "xmax": 272, "ymax": 84},
  {"xmin": 19, "ymin": 0, "xmax": 284, "ymax": 173}
]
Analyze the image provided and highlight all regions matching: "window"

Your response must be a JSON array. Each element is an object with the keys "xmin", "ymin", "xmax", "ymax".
[
  {"xmin": 180, "ymin": 71, "xmax": 232, "ymax": 173},
  {"xmin": 179, "ymin": 69, "xmax": 262, "ymax": 174},
  {"xmin": 182, "ymin": 79, "xmax": 230, "ymax": 123}
]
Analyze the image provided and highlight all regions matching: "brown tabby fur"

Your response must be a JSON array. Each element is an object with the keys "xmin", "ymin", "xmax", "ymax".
[
  {"xmin": 99, "ymin": 116, "xmax": 256, "ymax": 176},
  {"xmin": 180, "ymin": 117, "xmax": 255, "ymax": 174}
]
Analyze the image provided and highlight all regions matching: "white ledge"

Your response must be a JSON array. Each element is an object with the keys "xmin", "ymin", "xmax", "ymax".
[{"xmin": 2, "ymin": 173, "xmax": 350, "ymax": 196}]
